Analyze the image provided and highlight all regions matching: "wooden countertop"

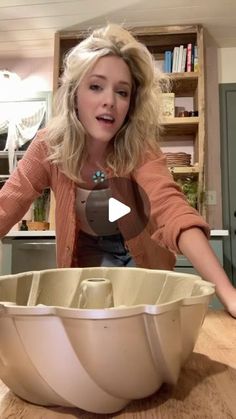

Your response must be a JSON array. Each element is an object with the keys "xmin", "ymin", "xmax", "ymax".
[{"xmin": 0, "ymin": 309, "xmax": 235, "ymax": 418}]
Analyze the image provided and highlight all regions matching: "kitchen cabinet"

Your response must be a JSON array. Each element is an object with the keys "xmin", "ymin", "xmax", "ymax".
[
  {"xmin": 0, "ymin": 232, "xmax": 56, "ymax": 275},
  {"xmin": 175, "ymin": 237, "xmax": 224, "ymax": 272},
  {"xmin": 175, "ymin": 234, "xmax": 227, "ymax": 308}
]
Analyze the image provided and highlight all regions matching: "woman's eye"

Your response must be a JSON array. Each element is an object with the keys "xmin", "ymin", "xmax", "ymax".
[
  {"xmin": 117, "ymin": 90, "xmax": 129, "ymax": 97},
  {"xmin": 90, "ymin": 84, "xmax": 102, "ymax": 91}
]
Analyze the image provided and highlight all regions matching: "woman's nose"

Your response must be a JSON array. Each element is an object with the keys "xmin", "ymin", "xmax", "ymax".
[{"xmin": 102, "ymin": 89, "xmax": 115, "ymax": 108}]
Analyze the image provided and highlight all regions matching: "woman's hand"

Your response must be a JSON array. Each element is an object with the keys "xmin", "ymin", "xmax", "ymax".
[
  {"xmin": 178, "ymin": 227, "xmax": 236, "ymax": 319},
  {"xmin": 223, "ymin": 287, "xmax": 236, "ymax": 318}
]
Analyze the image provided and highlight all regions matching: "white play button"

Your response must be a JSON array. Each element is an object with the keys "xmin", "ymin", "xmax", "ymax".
[
  {"xmin": 108, "ymin": 197, "xmax": 131, "ymax": 222},
  {"xmin": 86, "ymin": 177, "xmax": 150, "ymax": 239}
]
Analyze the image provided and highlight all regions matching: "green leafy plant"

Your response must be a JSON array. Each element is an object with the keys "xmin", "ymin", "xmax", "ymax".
[
  {"xmin": 33, "ymin": 189, "xmax": 50, "ymax": 222},
  {"xmin": 176, "ymin": 176, "xmax": 198, "ymax": 209}
]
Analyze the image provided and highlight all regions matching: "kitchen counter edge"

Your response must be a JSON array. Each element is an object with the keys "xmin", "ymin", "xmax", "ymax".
[{"xmin": 2, "ymin": 229, "xmax": 229, "ymax": 238}]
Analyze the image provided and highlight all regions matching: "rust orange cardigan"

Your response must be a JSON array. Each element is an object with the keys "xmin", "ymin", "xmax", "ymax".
[{"xmin": 0, "ymin": 130, "xmax": 209, "ymax": 270}]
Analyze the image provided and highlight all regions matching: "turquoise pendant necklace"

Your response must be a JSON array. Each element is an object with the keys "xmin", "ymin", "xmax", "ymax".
[{"xmin": 92, "ymin": 170, "xmax": 106, "ymax": 183}]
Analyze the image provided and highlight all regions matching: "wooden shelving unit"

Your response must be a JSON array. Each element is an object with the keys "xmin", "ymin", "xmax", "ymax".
[{"xmin": 131, "ymin": 25, "xmax": 205, "ymax": 215}]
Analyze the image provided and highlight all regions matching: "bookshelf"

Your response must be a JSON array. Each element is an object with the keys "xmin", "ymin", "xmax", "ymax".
[
  {"xmin": 132, "ymin": 25, "xmax": 205, "ymax": 215},
  {"xmin": 52, "ymin": 24, "xmax": 221, "ymax": 226}
]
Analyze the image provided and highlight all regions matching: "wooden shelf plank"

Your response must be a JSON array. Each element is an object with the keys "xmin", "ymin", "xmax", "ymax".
[
  {"xmin": 161, "ymin": 116, "xmax": 199, "ymax": 124},
  {"xmin": 169, "ymin": 165, "xmax": 200, "ymax": 174},
  {"xmin": 170, "ymin": 72, "xmax": 198, "ymax": 79},
  {"xmin": 161, "ymin": 117, "xmax": 199, "ymax": 135}
]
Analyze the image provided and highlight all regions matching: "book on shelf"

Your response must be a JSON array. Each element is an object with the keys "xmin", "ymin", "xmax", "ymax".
[
  {"xmin": 172, "ymin": 46, "xmax": 179, "ymax": 73},
  {"xmin": 187, "ymin": 43, "xmax": 199, "ymax": 72},
  {"xmin": 177, "ymin": 45, "xmax": 184, "ymax": 72},
  {"xmin": 181, "ymin": 47, "xmax": 187, "ymax": 72},
  {"xmin": 194, "ymin": 45, "xmax": 198, "ymax": 71},
  {"xmin": 186, "ymin": 43, "xmax": 192, "ymax": 72},
  {"xmin": 164, "ymin": 50, "xmax": 172, "ymax": 73}
]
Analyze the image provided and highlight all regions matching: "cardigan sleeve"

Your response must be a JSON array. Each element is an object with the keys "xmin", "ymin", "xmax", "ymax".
[
  {"xmin": 0, "ymin": 130, "xmax": 52, "ymax": 238},
  {"xmin": 133, "ymin": 150, "xmax": 210, "ymax": 253}
]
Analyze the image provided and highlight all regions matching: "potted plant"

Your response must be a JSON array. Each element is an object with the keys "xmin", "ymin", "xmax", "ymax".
[
  {"xmin": 27, "ymin": 189, "xmax": 50, "ymax": 231},
  {"xmin": 176, "ymin": 176, "xmax": 198, "ymax": 209}
]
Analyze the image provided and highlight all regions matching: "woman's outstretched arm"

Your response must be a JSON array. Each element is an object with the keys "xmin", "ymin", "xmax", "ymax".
[{"xmin": 178, "ymin": 227, "xmax": 236, "ymax": 318}]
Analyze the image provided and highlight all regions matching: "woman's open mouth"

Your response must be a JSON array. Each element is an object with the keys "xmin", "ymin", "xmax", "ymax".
[{"xmin": 96, "ymin": 114, "xmax": 115, "ymax": 125}]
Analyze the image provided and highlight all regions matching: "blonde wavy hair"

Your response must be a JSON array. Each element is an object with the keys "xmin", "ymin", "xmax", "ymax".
[{"xmin": 46, "ymin": 24, "xmax": 167, "ymax": 183}]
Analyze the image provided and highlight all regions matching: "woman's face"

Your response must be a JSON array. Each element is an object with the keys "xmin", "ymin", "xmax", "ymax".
[{"xmin": 75, "ymin": 55, "xmax": 132, "ymax": 146}]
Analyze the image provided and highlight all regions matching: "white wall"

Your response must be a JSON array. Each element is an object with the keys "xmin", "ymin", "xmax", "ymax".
[
  {"xmin": 1, "ymin": 57, "xmax": 53, "ymax": 93},
  {"xmin": 218, "ymin": 48, "xmax": 236, "ymax": 83}
]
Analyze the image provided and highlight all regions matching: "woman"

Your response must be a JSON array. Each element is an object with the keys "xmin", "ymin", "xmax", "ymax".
[{"xmin": 0, "ymin": 24, "xmax": 235, "ymax": 317}]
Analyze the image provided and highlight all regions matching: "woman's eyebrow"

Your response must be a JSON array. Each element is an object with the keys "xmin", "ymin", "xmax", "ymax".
[
  {"xmin": 89, "ymin": 74, "xmax": 106, "ymax": 80},
  {"xmin": 89, "ymin": 74, "xmax": 131, "ymax": 87}
]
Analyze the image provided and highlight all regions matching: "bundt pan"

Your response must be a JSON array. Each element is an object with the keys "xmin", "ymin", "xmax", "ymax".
[{"xmin": 0, "ymin": 267, "xmax": 215, "ymax": 414}]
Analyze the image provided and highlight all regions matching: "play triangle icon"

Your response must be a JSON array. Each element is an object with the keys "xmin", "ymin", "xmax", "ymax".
[{"xmin": 108, "ymin": 197, "xmax": 131, "ymax": 222}]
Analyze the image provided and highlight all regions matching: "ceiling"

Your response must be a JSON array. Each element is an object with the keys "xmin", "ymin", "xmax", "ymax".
[{"xmin": 1, "ymin": 0, "xmax": 236, "ymax": 58}]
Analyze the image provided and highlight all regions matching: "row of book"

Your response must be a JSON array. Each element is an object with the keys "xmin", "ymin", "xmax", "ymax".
[{"xmin": 164, "ymin": 44, "xmax": 198, "ymax": 73}]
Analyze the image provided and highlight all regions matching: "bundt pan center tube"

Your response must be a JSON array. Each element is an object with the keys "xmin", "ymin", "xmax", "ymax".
[{"xmin": 0, "ymin": 267, "xmax": 215, "ymax": 414}]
